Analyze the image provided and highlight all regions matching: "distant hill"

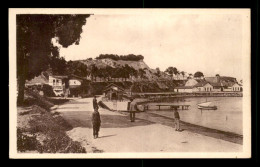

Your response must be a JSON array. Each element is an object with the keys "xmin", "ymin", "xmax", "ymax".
[{"xmin": 75, "ymin": 58, "xmax": 171, "ymax": 81}]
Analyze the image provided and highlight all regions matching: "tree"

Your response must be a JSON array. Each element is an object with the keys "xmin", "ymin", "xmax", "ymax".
[
  {"xmin": 188, "ymin": 73, "xmax": 193, "ymax": 79},
  {"xmin": 180, "ymin": 71, "xmax": 185, "ymax": 79},
  {"xmin": 50, "ymin": 56, "xmax": 67, "ymax": 75},
  {"xmin": 165, "ymin": 67, "xmax": 178, "ymax": 80},
  {"xmin": 194, "ymin": 71, "xmax": 204, "ymax": 78},
  {"xmin": 155, "ymin": 67, "xmax": 161, "ymax": 78},
  {"xmin": 138, "ymin": 69, "xmax": 146, "ymax": 80},
  {"xmin": 17, "ymin": 14, "xmax": 90, "ymax": 105},
  {"xmin": 90, "ymin": 64, "xmax": 98, "ymax": 81},
  {"xmin": 216, "ymin": 74, "xmax": 220, "ymax": 77}
]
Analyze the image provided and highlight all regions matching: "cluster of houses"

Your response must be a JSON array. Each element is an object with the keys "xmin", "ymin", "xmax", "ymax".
[
  {"xmin": 174, "ymin": 76, "xmax": 242, "ymax": 93},
  {"xmin": 25, "ymin": 70, "xmax": 243, "ymax": 98},
  {"xmin": 25, "ymin": 71, "xmax": 84, "ymax": 97}
]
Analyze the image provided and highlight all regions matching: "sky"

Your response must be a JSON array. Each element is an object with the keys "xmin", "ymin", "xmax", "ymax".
[{"xmin": 54, "ymin": 13, "xmax": 244, "ymax": 81}]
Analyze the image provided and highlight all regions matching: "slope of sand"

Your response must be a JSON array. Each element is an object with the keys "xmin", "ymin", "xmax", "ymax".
[{"xmin": 55, "ymin": 97, "xmax": 242, "ymax": 153}]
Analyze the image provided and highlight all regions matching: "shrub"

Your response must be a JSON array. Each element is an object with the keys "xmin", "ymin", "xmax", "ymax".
[
  {"xmin": 17, "ymin": 128, "xmax": 41, "ymax": 152},
  {"xmin": 26, "ymin": 89, "xmax": 54, "ymax": 110},
  {"xmin": 42, "ymin": 84, "xmax": 56, "ymax": 97}
]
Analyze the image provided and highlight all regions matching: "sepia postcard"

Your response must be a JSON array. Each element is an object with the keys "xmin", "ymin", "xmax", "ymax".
[{"xmin": 9, "ymin": 8, "xmax": 251, "ymax": 159}]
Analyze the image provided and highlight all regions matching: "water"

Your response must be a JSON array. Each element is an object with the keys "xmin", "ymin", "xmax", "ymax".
[{"xmin": 145, "ymin": 97, "xmax": 243, "ymax": 135}]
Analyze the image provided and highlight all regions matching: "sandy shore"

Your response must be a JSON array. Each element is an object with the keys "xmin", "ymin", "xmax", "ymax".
[{"xmin": 55, "ymin": 97, "xmax": 242, "ymax": 153}]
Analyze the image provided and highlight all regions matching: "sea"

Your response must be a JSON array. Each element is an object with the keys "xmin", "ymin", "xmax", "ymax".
[{"xmin": 145, "ymin": 97, "xmax": 243, "ymax": 135}]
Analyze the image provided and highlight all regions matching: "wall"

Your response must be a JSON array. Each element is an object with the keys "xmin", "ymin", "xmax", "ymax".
[
  {"xmin": 103, "ymin": 101, "xmax": 128, "ymax": 111},
  {"xmin": 49, "ymin": 76, "xmax": 62, "ymax": 87},
  {"xmin": 69, "ymin": 79, "xmax": 81, "ymax": 86},
  {"xmin": 223, "ymin": 88, "xmax": 232, "ymax": 92},
  {"xmin": 174, "ymin": 88, "xmax": 193, "ymax": 93},
  {"xmin": 203, "ymin": 83, "xmax": 213, "ymax": 92},
  {"xmin": 213, "ymin": 88, "xmax": 221, "ymax": 92},
  {"xmin": 232, "ymin": 86, "xmax": 241, "ymax": 91}
]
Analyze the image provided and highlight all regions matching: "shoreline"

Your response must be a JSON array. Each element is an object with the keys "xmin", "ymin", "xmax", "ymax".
[
  {"xmin": 112, "ymin": 103, "xmax": 243, "ymax": 145},
  {"xmin": 130, "ymin": 92, "xmax": 243, "ymax": 99},
  {"xmin": 117, "ymin": 110, "xmax": 243, "ymax": 145},
  {"xmin": 100, "ymin": 97, "xmax": 243, "ymax": 144}
]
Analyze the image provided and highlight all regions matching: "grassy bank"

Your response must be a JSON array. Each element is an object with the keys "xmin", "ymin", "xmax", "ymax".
[
  {"xmin": 17, "ymin": 91, "xmax": 86, "ymax": 153},
  {"xmin": 17, "ymin": 105, "xmax": 86, "ymax": 153}
]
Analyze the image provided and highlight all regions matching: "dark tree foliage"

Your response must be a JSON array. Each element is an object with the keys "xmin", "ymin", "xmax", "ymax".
[
  {"xmin": 194, "ymin": 71, "xmax": 204, "ymax": 78},
  {"xmin": 50, "ymin": 55, "xmax": 67, "ymax": 75},
  {"xmin": 165, "ymin": 67, "xmax": 178, "ymax": 79},
  {"xmin": 67, "ymin": 61, "xmax": 88, "ymax": 77},
  {"xmin": 17, "ymin": 14, "xmax": 90, "ymax": 104},
  {"xmin": 138, "ymin": 68, "xmax": 146, "ymax": 79},
  {"xmin": 96, "ymin": 54, "xmax": 144, "ymax": 61},
  {"xmin": 155, "ymin": 67, "xmax": 161, "ymax": 77},
  {"xmin": 42, "ymin": 84, "xmax": 56, "ymax": 97}
]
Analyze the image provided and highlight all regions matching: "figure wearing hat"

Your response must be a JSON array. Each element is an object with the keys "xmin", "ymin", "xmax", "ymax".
[
  {"xmin": 128, "ymin": 98, "xmax": 137, "ymax": 122},
  {"xmin": 92, "ymin": 107, "xmax": 101, "ymax": 139}
]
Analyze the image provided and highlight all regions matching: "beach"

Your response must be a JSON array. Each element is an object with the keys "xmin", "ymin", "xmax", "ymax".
[{"xmin": 54, "ymin": 97, "xmax": 242, "ymax": 153}]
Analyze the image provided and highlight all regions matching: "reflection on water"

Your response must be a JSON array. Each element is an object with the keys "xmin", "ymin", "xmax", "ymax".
[{"xmin": 146, "ymin": 97, "xmax": 242, "ymax": 135}]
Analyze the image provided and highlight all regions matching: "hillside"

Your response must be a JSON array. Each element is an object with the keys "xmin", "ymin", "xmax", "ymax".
[
  {"xmin": 70, "ymin": 57, "xmax": 184, "ymax": 94},
  {"xmin": 75, "ymin": 58, "xmax": 171, "ymax": 81}
]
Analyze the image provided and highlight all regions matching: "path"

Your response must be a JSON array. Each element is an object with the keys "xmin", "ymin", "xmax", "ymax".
[{"xmin": 54, "ymin": 97, "xmax": 242, "ymax": 153}]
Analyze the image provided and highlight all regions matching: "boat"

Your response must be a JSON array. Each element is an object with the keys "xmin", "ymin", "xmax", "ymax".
[{"xmin": 197, "ymin": 102, "xmax": 217, "ymax": 110}]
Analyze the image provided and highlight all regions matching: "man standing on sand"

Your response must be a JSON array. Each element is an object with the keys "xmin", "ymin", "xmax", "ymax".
[
  {"xmin": 128, "ymin": 98, "xmax": 137, "ymax": 122},
  {"xmin": 92, "ymin": 108, "xmax": 101, "ymax": 139},
  {"xmin": 174, "ymin": 108, "xmax": 181, "ymax": 131},
  {"xmin": 93, "ymin": 96, "xmax": 98, "ymax": 110}
]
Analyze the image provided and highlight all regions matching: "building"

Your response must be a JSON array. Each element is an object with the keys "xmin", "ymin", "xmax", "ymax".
[
  {"xmin": 49, "ymin": 75, "xmax": 68, "ymax": 96},
  {"xmin": 210, "ymin": 82, "xmax": 223, "ymax": 92},
  {"xmin": 231, "ymin": 83, "xmax": 242, "ymax": 92},
  {"xmin": 68, "ymin": 75, "xmax": 85, "ymax": 97},
  {"xmin": 103, "ymin": 83, "xmax": 125, "ymax": 101},
  {"xmin": 192, "ymin": 81, "xmax": 213, "ymax": 92},
  {"xmin": 174, "ymin": 86, "xmax": 195, "ymax": 93},
  {"xmin": 185, "ymin": 79, "xmax": 198, "ymax": 87},
  {"xmin": 68, "ymin": 75, "xmax": 83, "ymax": 88}
]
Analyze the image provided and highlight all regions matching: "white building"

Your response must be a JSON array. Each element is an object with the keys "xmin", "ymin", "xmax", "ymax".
[
  {"xmin": 231, "ymin": 83, "xmax": 242, "ymax": 92},
  {"xmin": 193, "ymin": 82, "xmax": 213, "ymax": 92},
  {"xmin": 48, "ymin": 75, "xmax": 67, "ymax": 96},
  {"xmin": 174, "ymin": 86, "xmax": 193, "ymax": 93},
  {"xmin": 69, "ymin": 79, "xmax": 81, "ymax": 86}
]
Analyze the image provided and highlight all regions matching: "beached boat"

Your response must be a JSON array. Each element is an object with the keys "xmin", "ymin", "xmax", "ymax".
[{"xmin": 197, "ymin": 102, "xmax": 217, "ymax": 110}]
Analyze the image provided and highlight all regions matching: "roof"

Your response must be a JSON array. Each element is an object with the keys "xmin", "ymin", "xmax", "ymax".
[
  {"xmin": 220, "ymin": 80, "xmax": 236, "ymax": 87},
  {"xmin": 232, "ymin": 83, "xmax": 242, "ymax": 87},
  {"xmin": 175, "ymin": 86, "xmax": 194, "ymax": 89},
  {"xmin": 26, "ymin": 73, "xmax": 48, "ymax": 85},
  {"xmin": 103, "ymin": 83, "xmax": 125, "ymax": 92},
  {"xmin": 194, "ymin": 81, "xmax": 208, "ymax": 87},
  {"xmin": 210, "ymin": 82, "xmax": 222, "ymax": 87},
  {"xmin": 156, "ymin": 81, "xmax": 169, "ymax": 89},
  {"xmin": 205, "ymin": 77, "xmax": 218, "ymax": 83},
  {"xmin": 51, "ymin": 75, "xmax": 68, "ymax": 79},
  {"xmin": 69, "ymin": 74, "xmax": 86, "ymax": 81}
]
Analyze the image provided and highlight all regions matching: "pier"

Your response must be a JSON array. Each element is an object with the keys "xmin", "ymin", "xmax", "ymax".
[{"xmin": 144, "ymin": 104, "xmax": 190, "ymax": 111}]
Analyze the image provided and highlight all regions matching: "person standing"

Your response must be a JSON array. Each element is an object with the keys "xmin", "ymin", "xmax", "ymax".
[
  {"xmin": 174, "ymin": 108, "xmax": 181, "ymax": 131},
  {"xmin": 92, "ymin": 108, "xmax": 101, "ymax": 139},
  {"xmin": 128, "ymin": 98, "xmax": 137, "ymax": 122},
  {"xmin": 93, "ymin": 96, "xmax": 98, "ymax": 110}
]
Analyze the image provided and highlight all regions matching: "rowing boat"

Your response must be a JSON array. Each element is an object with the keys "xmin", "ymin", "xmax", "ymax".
[{"xmin": 197, "ymin": 102, "xmax": 217, "ymax": 110}]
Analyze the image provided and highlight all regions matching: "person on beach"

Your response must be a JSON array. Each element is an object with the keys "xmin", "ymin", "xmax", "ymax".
[
  {"xmin": 92, "ymin": 108, "xmax": 101, "ymax": 139},
  {"xmin": 93, "ymin": 96, "xmax": 98, "ymax": 110},
  {"xmin": 174, "ymin": 108, "xmax": 181, "ymax": 131},
  {"xmin": 128, "ymin": 98, "xmax": 137, "ymax": 122}
]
